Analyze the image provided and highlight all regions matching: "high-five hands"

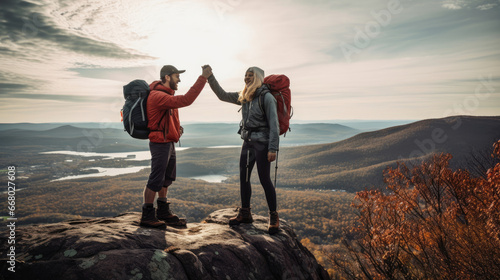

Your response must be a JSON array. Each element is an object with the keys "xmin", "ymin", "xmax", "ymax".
[{"xmin": 202, "ymin": 65, "xmax": 212, "ymax": 78}]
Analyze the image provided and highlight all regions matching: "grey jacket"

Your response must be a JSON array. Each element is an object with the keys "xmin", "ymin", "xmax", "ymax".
[{"xmin": 208, "ymin": 75, "xmax": 279, "ymax": 152}]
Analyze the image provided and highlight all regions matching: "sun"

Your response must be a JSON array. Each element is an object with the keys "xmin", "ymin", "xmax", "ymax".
[{"xmin": 112, "ymin": 1, "xmax": 250, "ymax": 79}]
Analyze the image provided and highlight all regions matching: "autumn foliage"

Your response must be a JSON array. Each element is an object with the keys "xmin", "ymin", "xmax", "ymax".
[{"xmin": 333, "ymin": 140, "xmax": 500, "ymax": 280}]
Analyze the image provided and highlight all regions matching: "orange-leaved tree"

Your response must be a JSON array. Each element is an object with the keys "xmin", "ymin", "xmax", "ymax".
[{"xmin": 332, "ymin": 140, "xmax": 500, "ymax": 280}]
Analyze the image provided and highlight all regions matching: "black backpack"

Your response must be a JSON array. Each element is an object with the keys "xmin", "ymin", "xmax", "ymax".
[{"xmin": 121, "ymin": 80, "xmax": 150, "ymax": 139}]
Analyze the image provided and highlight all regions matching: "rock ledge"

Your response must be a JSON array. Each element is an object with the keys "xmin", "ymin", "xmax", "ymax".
[{"xmin": 1, "ymin": 208, "xmax": 329, "ymax": 280}]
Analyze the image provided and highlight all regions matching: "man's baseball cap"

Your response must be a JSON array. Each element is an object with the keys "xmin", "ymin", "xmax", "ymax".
[{"xmin": 160, "ymin": 65, "xmax": 185, "ymax": 77}]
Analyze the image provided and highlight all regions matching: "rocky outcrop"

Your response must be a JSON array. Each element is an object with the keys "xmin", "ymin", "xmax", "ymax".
[{"xmin": 1, "ymin": 208, "xmax": 329, "ymax": 280}]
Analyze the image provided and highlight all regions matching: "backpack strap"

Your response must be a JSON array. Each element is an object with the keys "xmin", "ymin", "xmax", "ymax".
[{"xmin": 258, "ymin": 88, "xmax": 271, "ymax": 127}]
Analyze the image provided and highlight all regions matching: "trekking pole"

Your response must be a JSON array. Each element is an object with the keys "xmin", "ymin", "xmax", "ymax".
[{"xmin": 274, "ymin": 151, "xmax": 279, "ymax": 188}]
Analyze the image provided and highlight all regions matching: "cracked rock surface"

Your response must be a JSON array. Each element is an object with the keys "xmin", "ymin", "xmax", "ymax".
[{"xmin": 1, "ymin": 208, "xmax": 329, "ymax": 280}]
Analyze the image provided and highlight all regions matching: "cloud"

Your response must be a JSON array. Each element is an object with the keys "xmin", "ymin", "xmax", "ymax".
[
  {"xmin": 2, "ymin": 93, "xmax": 101, "ymax": 102},
  {"xmin": 0, "ymin": 83, "xmax": 33, "ymax": 91},
  {"xmin": 1, "ymin": 92, "xmax": 115, "ymax": 103},
  {"xmin": 0, "ymin": 0, "xmax": 158, "ymax": 102},
  {"xmin": 441, "ymin": 0, "xmax": 499, "ymax": 10},
  {"xmin": 477, "ymin": 3, "xmax": 499, "ymax": 9},
  {"xmin": 0, "ymin": 0, "xmax": 152, "ymax": 60},
  {"xmin": 442, "ymin": 3, "xmax": 464, "ymax": 9}
]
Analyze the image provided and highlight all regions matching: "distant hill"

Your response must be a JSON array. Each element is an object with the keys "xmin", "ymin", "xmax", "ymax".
[
  {"xmin": 0, "ymin": 122, "xmax": 360, "ymax": 151},
  {"xmin": 0, "ymin": 125, "xmax": 149, "ymax": 152},
  {"xmin": 3, "ymin": 125, "xmax": 90, "ymax": 138},
  {"xmin": 273, "ymin": 115, "xmax": 500, "ymax": 191},
  {"xmin": 282, "ymin": 123, "xmax": 359, "ymax": 146},
  {"xmin": 180, "ymin": 123, "xmax": 360, "ymax": 147},
  {"xmin": 333, "ymin": 120, "xmax": 415, "ymax": 131},
  {"xmin": 0, "ymin": 122, "xmax": 124, "ymax": 131},
  {"xmin": 1, "ymin": 116, "xmax": 497, "ymax": 193},
  {"xmin": 0, "ymin": 120, "xmax": 411, "ymax": 132},
  {"xmin": 0, "ymin": 120, "xmax": 410, "ymax": 150}
]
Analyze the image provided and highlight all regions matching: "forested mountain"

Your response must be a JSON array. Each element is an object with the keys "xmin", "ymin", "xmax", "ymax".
[{"xmin": 271, "ymin": 115, "xmax": 500, "ymax": 191}]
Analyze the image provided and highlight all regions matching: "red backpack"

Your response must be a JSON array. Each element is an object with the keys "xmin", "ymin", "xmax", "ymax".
[{"xmin": 261, "ymin": 74, "xmax": 293, "ymax": 136}]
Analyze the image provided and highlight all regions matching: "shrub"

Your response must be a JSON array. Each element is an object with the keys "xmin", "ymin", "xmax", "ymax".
[{"xmin": 332, "ymin": 140, "xmax": 500, "ymax": 280}]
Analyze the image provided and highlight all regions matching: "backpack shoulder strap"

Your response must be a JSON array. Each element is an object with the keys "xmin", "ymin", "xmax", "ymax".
[
  {"xmin": 258, "ymin": 90, "xmax": 272, "ymax": 126},
  {"xmin": 258, "ymin": 94, "xmax": 264, "ymax": 116},
  {"xmin": 257, "ymin": 85, "xmax": 271, "ymax": 112}
]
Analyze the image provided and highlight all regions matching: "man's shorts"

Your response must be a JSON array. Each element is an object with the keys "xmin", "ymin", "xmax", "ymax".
[{"xmin": 147, "ymin": 142, "xmax": 176, "ymax": 192}]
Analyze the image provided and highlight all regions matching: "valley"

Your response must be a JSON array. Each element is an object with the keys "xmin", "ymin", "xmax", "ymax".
[{"xmin": 1, "ymin": 115, "xmax": 499, "ymax": 276}]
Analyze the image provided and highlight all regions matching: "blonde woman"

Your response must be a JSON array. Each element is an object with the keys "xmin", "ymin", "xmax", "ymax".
[{"xmin": 207, "ymin": 66, "xmax": 280, "ymax": 234}]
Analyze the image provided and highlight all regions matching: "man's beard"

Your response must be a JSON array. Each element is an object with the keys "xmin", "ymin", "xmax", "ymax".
[{"xmin": 169, "ymin": 80, "xmax": 177, "ymax": 90}]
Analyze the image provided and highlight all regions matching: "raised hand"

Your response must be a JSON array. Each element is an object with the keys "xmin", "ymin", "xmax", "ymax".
[{"xmin": 201, "ymin": 65, "xmax": 213, "ymax": 78}]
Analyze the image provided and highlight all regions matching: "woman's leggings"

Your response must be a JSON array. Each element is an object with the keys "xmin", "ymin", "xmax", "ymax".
[{"xmin": 239, "ymin": 140, "xmax": 277, "ymax": 212}]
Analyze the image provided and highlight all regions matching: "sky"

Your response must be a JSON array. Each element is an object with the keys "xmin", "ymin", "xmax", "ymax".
[{"xmin": 0, "ymin": 0, "xmax": 499, "ymax": 124}]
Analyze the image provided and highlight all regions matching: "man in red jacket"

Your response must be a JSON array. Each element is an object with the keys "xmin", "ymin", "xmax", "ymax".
[{"xmin": 140, "ymin": 64, "xmax": 212, "ymax": 228}]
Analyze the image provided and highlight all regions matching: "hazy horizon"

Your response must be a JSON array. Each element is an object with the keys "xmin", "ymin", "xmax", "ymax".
[{"xmin": 0, "ymin": 118, "xmax": 419, "ymax": 125}]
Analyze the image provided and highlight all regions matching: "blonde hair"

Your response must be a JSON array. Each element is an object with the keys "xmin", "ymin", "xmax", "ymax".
[{"xmin": 238, "ymin": 67, "xmax": 264, "ymax": 103}]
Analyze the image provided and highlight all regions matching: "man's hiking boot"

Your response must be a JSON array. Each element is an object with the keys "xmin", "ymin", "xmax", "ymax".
[
  {"xmin": 156, "ymin": 200, "xmax": 187, "ymax": 227},
  {"xmin": 268, "ymin": 211, "xmax": 280, "ymax": 234},
  {"xmin": 140, "ymin": 206, "xmax": 166, "ymax": 229},
  {"xmin": 229, "ymin": 207, "xmax": 253, "ymax": 226}
]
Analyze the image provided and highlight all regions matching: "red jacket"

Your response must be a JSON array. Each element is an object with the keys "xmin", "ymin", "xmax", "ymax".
[{"xmin": 147, "ymin": 76, "xmax": 207, "ymax": 143}]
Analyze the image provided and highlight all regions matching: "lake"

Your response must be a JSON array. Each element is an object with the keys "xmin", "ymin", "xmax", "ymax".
[
  {"xmin": 40, "ymin": 146, "xmax": 234, "ymax": 160},
  {"xmin": 189, "ymin": 175, "xmax": 228, "ymax": 183},
  {"xmin": 43, "ymin": 149, "xmax": 228, "ymax": 183},
  {"xmin": 53, "ymin": 166, "xmax": 149, "ymax": 181},
  {"xmin": 41, "ymin": 150, "xmax": 153, "ymax": 161}
]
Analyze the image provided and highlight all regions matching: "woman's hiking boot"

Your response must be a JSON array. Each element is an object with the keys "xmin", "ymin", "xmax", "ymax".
[
  {"xmin": 156, "ymin": 200, "xmax": 187, "ymax": 227},
  {"xmin": 140, "ymin": 206, "xmax": 166, "ymax": 229},
  {"xmin": 268, "ymin": 211, "xmax": 280, "ymax": 234},
  {"xmin": 229, "ymin": 207, "xmax": 253, "ymax": 226}
]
